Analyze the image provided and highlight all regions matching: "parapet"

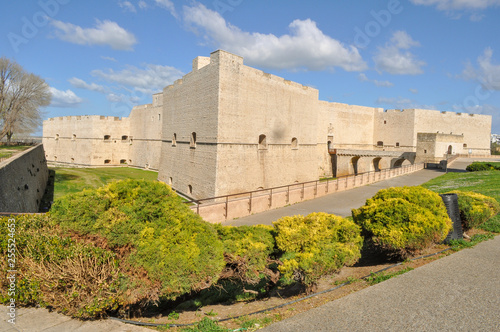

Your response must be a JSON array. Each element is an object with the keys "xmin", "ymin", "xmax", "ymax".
[{"xmin": 192, "ymin": 56, "xmax": 210, "ymax": 71}]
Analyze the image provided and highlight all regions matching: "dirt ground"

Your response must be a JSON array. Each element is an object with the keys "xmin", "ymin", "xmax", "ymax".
[{"xmin": 125, "ymin": 241, "xmax": 461, "ymax": 331}]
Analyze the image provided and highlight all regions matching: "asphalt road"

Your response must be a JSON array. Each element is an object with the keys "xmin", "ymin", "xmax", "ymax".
[
  {"xmin": 223, "ymin": 159, "xmax": 474, "ymax": 227},
  {"xmin": 262, "ymin": 234, "xmax": 500, "ymax": 331}
]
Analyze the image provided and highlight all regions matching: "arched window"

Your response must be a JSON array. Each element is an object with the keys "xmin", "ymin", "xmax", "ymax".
[
  {"xmin": 291, "ymin": 137, "xmax": 298, "ymax": 149},
  {"xmin": 463, "ymin": 143, "xmax": 467, "ymax": 148},
  {"xmin": 172, "ymin": 133, "xmax": 177, "ymax": 147},
  {"xmin": 190, "ymin": 132, "xmax": 196, "ymax": 148},
  {"xmin": 188, "ymin": 185, "xmax": 193, "ymax": 195},
  {"xmin": 169, "ymin": 177, "xmax": 173, "ymax": 185},
  {"xmin": 258, "ymin": 134, "xmax": 267, "ymax": 149}
]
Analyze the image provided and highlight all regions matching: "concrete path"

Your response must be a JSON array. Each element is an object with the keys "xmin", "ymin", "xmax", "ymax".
[
  {"xmin": 262, "ymin": 234, "xmax": 500, "ymax": 332},
  {"xmin": 223, "ymin": 158, "xmax": 477, "ymax": 227}
]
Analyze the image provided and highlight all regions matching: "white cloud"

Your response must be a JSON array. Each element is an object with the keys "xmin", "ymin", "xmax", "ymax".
[
  {"xmin": 183, "ymin": 4, "xmax": 367, "ymax": 72},
  {"xmin": 91, "ymin": 63, "xmax": 184, "ymax": 95},
  {"xmin": 156, "ymin": 0, "xmax": 178, "ymax": 18},
  {"xmin": 462, "ymin": 48, "xmax": 500, "ymax": 91},
  {"xmin": 49, "ymin": 87, "xmax": 83, "ymax": 108},
  {"xmin": 358, "ymin": 73, "xmax": 393, "ymax": 87},
  {"xmin": 101, "ymin": 56, "xmax": 117, "ymax": 62},
  {"xmin": 409, "ymin": 88, "xmax": 419, "ymax": 94},
  {"xmin": 68, "ymin": 77, "xmax": 108, "ymax": 93},
  {"xmin": 50, "ymin": 19, "xmax": 137, "ymax": 51},
  {"xmin": 374, "ymin": 31, "xmax": 426, "ymax": 75},
  {"xmin": 119, "ymin": 1, "xmax": 136, "ymax": 12},
  {"xmin": 409, "ymin": 0, "xmax": 500, "ymax": 10}
]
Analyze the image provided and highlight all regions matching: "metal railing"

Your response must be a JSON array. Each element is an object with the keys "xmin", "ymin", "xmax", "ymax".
[{"xmin": 185, "ymin": 163, "xmax": 424, "ymax": 219}]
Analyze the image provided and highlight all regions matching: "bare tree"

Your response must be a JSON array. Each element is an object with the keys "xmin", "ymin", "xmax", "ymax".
[{"xmin": 0, "ymin": 57, "xmax": 51, "ymax": 144}]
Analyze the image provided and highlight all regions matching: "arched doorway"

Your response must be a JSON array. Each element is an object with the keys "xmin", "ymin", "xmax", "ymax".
[
  {"xmin": 447, "ymin": 145, "xmax": 453, "ymax": 155},
  {"xmin": 351, "ymin": 156, "xmax": 360, "ymax": 175},
  {"xmin": 373, "ymin": 157, "xmax": 381, "ymax": 172}
]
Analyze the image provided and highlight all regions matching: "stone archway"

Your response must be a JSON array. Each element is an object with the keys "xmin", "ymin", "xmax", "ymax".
[
  {"xmin": 351, "ymin": 156, "xmax": 360, "ymax": 175},
  {"xmin": 373, "ymin": 157, "xmax": 382, "ymax": 172}
]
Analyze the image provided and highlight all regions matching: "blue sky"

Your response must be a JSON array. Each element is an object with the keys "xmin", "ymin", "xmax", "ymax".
[{"xmin": 1, "ymin": 0, "xmax": 500, "ymax": 134}]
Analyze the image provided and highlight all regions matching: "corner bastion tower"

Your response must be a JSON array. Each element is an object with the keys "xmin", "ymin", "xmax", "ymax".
[{"xmin": 43, "ymin": 50, "xmax": 492, "ymax": 200}]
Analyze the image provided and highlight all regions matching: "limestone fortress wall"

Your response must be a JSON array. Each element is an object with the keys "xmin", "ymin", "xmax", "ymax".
[{"xmin": 42, "ymin": 50, "xmax": 492, "ymax": 199}]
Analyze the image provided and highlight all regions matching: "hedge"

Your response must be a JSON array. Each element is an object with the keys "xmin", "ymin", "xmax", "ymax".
[
  {"xmin": 352, "ymin": 186, "xmax": 452, "ymax": 258},
  {"xmin": 448, "ymin": 190, "xmax": 500, "ymax": 230},
  {"xmin": 50, "ymin": 179, "xmax": 226, "ymax": 301},
  {"xmin": 273, "ymin": 213, "xmax": 363, "ymax": 291}
]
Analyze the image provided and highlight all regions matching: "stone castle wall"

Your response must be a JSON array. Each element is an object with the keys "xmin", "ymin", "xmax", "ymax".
[
  {"xmin": 0, "ymin": 144, "xmax": 48, "ymax": 213},
  {"xmin": 42, "ymin": 50, "xmax": 493, "ymax": 200}
]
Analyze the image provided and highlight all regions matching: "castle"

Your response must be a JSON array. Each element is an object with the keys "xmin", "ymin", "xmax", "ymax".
[{"xmin": 43, "ymin": 50, "xmax": 492, "ymax": 199}]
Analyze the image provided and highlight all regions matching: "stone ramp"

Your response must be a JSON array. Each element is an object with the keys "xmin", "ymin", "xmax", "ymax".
[{"xmin": 262, "ymin": 235, "xmax": 500, "ymax": 331}]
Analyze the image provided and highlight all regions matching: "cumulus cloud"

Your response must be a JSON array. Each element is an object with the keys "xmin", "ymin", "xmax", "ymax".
[
  {"xmin": 91, "ymin": 63, "xmax": 184, "ymax": 95},
  {"xmin": 183, "ymin": 4, "xmax": 367, "ymax": 71},
  {"xmin": 50, "ymin": 19, "xmax": 137, "ymax": 51},
  {"xmin": 358, "ymin": 73, "xmax": 393, "ymax": 87},
  {"xmin": 462, "ymin": 48, "xmax": 500, "ymax": 91},
  {"xmin": 49, "ymin": 87, "xmax": 83, "ymax": 108},
  {"xmin": 68, "ymin": 77, "xmax": 108, "ymax": 93},
  {"xmin": 156, "ymin": 0, "xmax": 178, "ymax": 18},
  {"xmin": 374, "ymin": 31, "xmax": 426, "ymax": 75},
  {"xmin": 410, "ymin": 0, "xmax": 500, "ymax": 10},
  {"xmin": 119, "ymin": 1, "xmax": 136, "ymax": 12}
]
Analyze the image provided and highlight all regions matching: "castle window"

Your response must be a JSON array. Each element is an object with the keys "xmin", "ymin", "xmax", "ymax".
[
  {"xmin": 463, "ymin": 143, "xmax": 468, "ymax": 148},
  {"xmin": 54, "ymin": 156, "xmax": 57, "ymax": 161},
  {"xmin": 104, "ymin": 135, "xmax": 111, "ymax": 141},
  {"xmin": 120, "ymin": 159, "xmax": 127, "ymax": 164},
  {"xmin": 377, "ymin": 141, "xmax": 383, "ymax": 147},
  {"xmin": 104, "ymin": 159, "xmax": 111, "ymax": 164},
  {"xmin": 291, "ymin": 137, "xmax": 298, "ymax": 149},
  {"xmin": 258, "ymin": 134, "xmax": 267, "ymax": 149},
  {"xmin": 384, "ymin": 120, "xmax": 387, "ymax": 124},
  {"xmin": 158, "ymin": 114, "xmax": 161, "ymax": 121},
  {"xmin": 396, "ymin": 142, "xmax": 400, "ymax": 147},
  {"xmin": 71, "ymin": 158, "xmax": 74, "ymax": 163},
  {"xmin": 55, "ymin": 134, "xmax": 59, "ymax": 140},
  {"xmin": 424, "ymin": 150, "xmax": 427, "ymax": 154},
  {"xmin": 188, "ymin": 185, "xmax": 193, "ymax": 195},
  {"xmin": 190, "ymin": 132, "xmax": 196, "ymax": 148},
  {"xmin": 172, "ymin": 133, "xmax": 177, "ymax": 147},
  {"xmin": 121, "ymin": 135, "xmax": 128, "ymax": 141},
  {"xmin": 72, "ymin": 134, "xmax": 76, "ymax": 140},
  {"xmin": 169, "ymin": 177, "xmax": 173, "ymax": 185}
]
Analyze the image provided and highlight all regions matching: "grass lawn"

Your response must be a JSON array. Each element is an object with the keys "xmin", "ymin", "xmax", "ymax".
[
  {"xmin": 422, "ymin": 170, "xmax": 500, "ymax": 233},
  {"xmin": 0, "ymin": 145, "xmax": 32, "ymax": 159},
  {"xmin": 421, "ymin": 170, "xmax": 500, "ymax": 202},
  {"xmin": 51, "ymin": 167, "xmax": 158, "ymax": 200}
]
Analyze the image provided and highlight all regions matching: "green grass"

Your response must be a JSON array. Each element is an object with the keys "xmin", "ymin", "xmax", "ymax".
[
  {"xmin": 421, "ymin": 170, "xmax": 500, "ymax": 203},
  {"xmin": 449, "ymin": 233, "xmax": 495, "ymax": 251},
  {"xmin": 0, "ymin": 145, "xmax": 31, "ymax": 150},
  {"xmin": 365, "ymin": 267, "xmax": 414, "ymax": 285},
  {"xmin": 51, "ymin": 167, "xmax": 158, "ymax": 199}
]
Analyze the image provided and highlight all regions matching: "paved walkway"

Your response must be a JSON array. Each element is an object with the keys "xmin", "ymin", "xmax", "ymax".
[
  {"xmin": 223, "ymin": 158, "xmax": 477, "ymax": 227},
  {"xmin": 262, "ymin": 234, "xmax": 500, "ymax": 331}
]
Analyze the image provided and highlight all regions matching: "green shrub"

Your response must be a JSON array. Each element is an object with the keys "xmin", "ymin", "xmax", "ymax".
[
  {"xmin": 447, "ymin": 191, "xmax": 500, "ymax": 230},
  {"xmin": 273, "ymin": 212, "xmax": 362, "ymax": 291},
  {"xmin": 466, "ymin": 162, "xmax": 500, "ymax": 172},
  {"xmin": 352, "ymin": 186, "xmax": 452, "ymax": 258},
  {"xmin": 0, "ymin": 215, "xmax": 125, "ymax": 319},
  {"xmin": 215, "ymin": 224, "xmax": 276, "ymax": 284},
  {"xmin": 50, "ymin": 179, "xmax": 225, "ymax": 301}
]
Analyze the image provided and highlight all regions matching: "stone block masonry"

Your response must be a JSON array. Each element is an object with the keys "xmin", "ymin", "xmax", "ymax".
[{"xmin": 0, "ymin": 144, "xmax": 49, "ymax": 213}]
